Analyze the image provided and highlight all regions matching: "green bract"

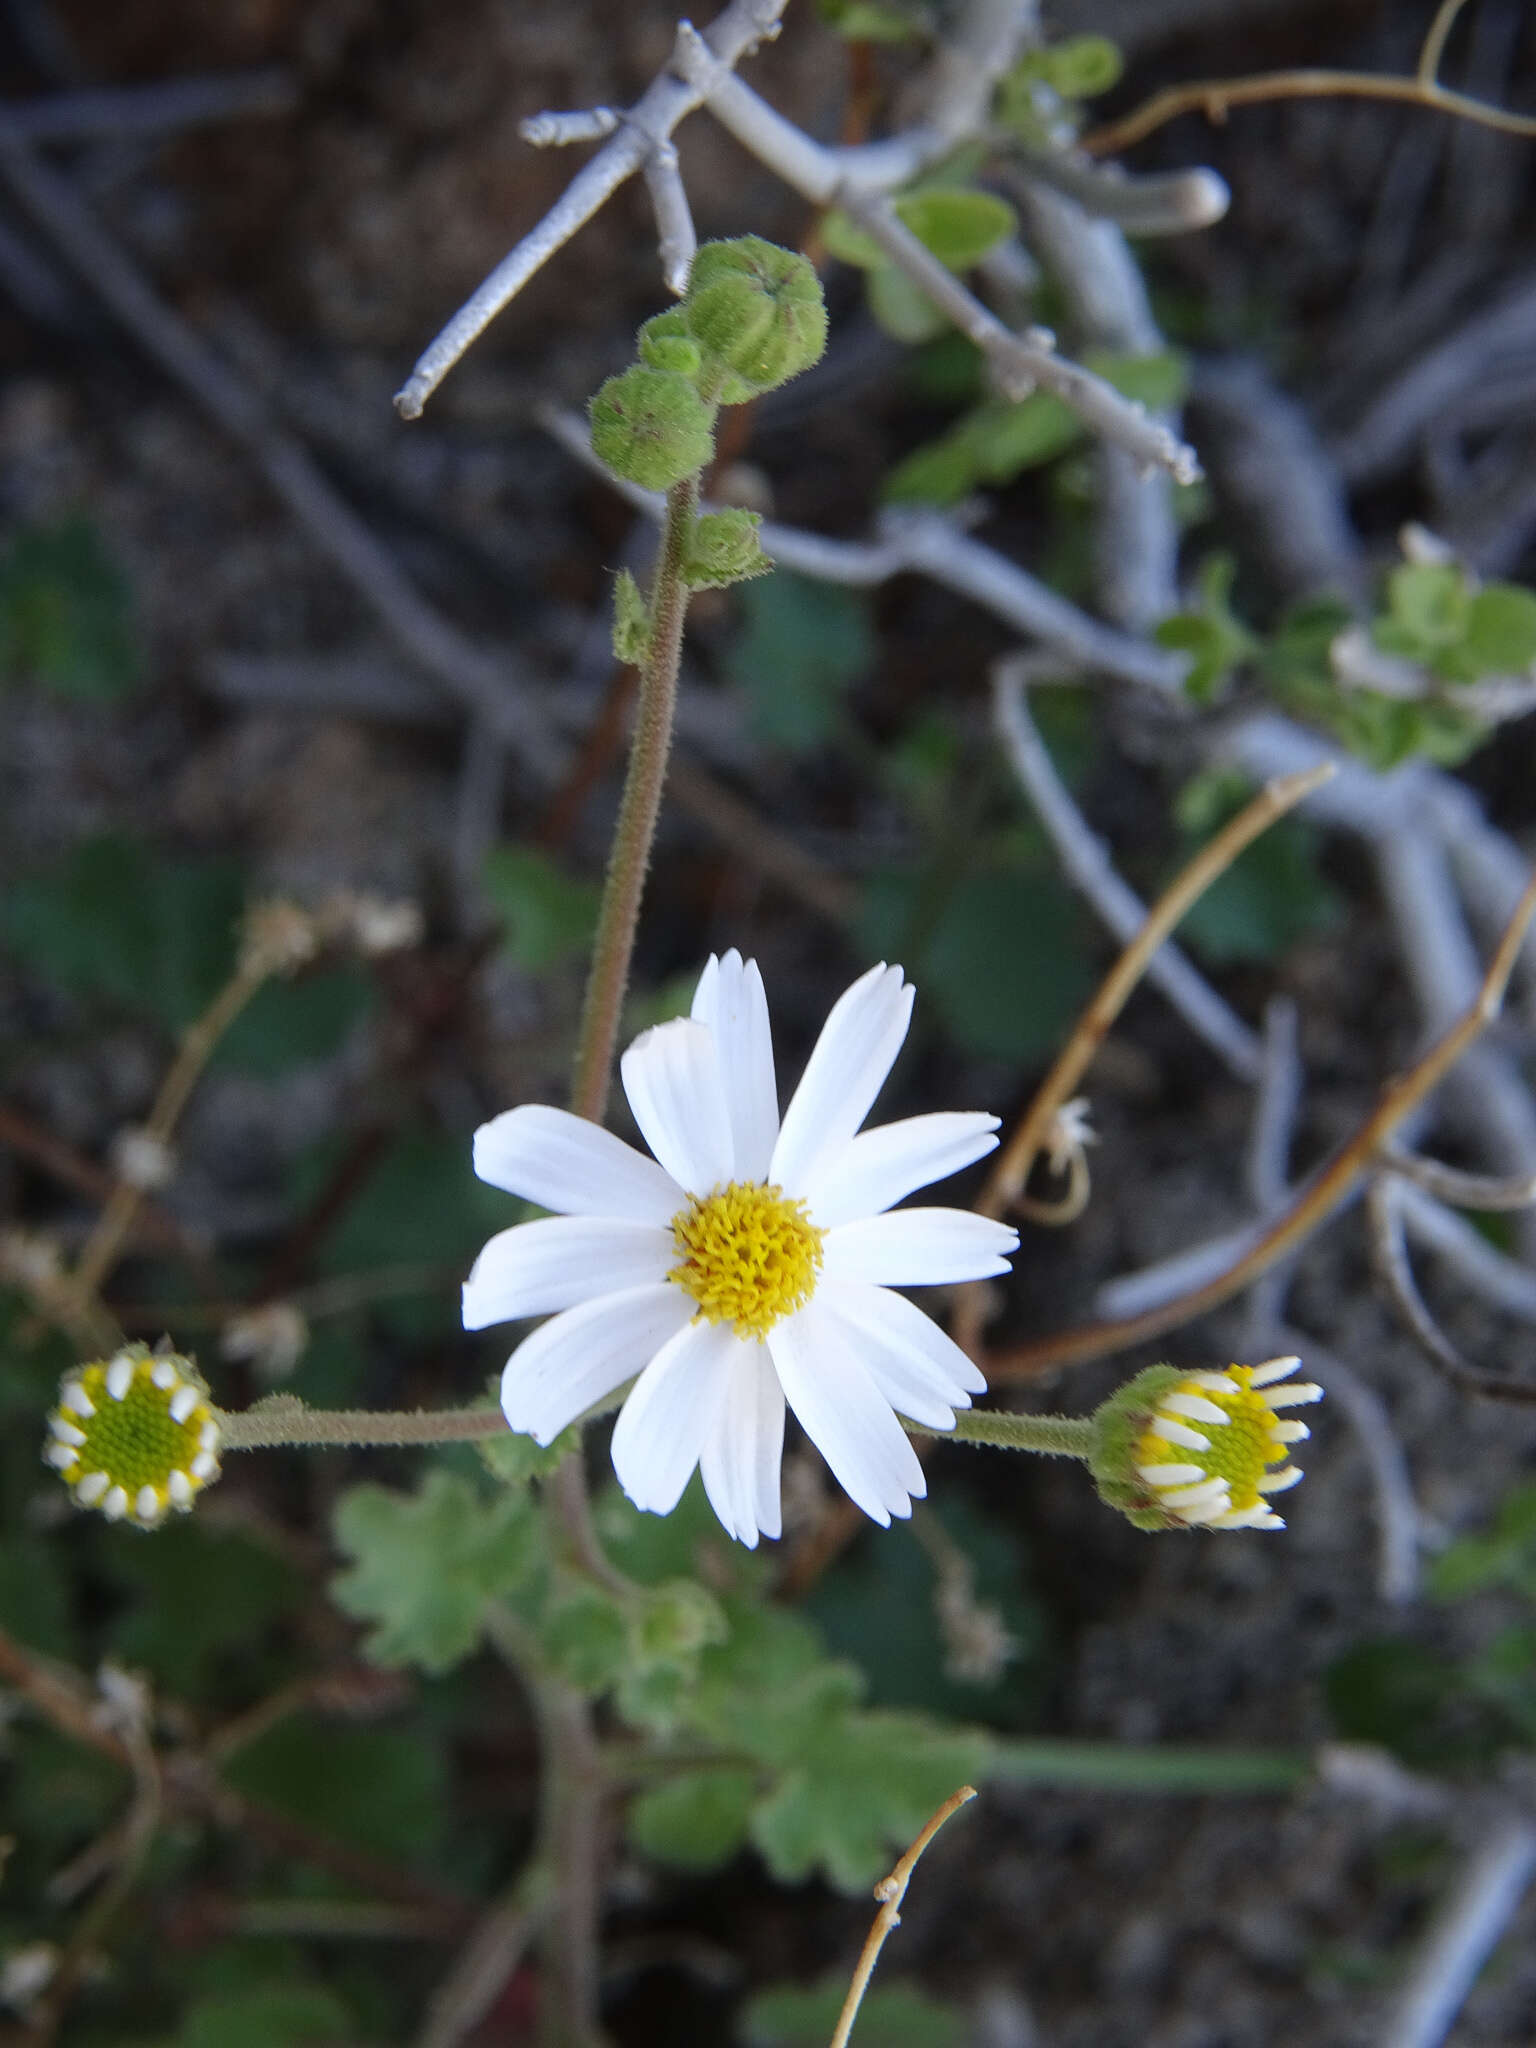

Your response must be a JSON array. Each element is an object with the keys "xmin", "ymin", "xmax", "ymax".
[
  {"xmin": 589, "ymin": 363, "xmax": 715, "ymax": 489},
  {"xmin": 1086, "ymin": 1364, "xmax": 1190, "ymax": 1532},
  {"xmin": 637, "ymin": 308, "xmax": 703, "ymax": 378},
  {"xmin": 684, "ymin": 236, "xmax": 828, "ymax": 397}
]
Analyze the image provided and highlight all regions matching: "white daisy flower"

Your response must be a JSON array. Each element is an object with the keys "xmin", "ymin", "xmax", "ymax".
[{"xmin": 464, "ymin": 954, "xmax": 1017, "ymax": 1547}]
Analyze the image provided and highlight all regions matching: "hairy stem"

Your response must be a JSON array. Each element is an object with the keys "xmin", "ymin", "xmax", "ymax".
[{"xmin": 569, "ymin": 474, "xmax": 698, "ymax": 1123}]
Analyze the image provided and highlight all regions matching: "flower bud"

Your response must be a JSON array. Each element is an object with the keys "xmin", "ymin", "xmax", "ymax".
[
  {"xmin": 683, "ymin": 237, "xmax": 828, "ymax": 398},
  {"xmin": 589, "ymin": 364, "xmax": 714, "ymax": 490},
  {"xmin": 44, "ymin": 1346, "xmax": 221, "ymax": 1527},
  {"xmin": 681, "ymin": 507, "xmax": 772, "ymax": 590},
  {"xmin": 1089, "ymin": 1356, "xmax": 1322, "ymax": 1532}
]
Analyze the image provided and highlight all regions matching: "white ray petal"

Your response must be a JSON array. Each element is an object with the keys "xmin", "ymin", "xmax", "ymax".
[
  {"xmin": 500, "ymin": 1285, "xmax": 693, "ymax": 1445},
  {"xmin": 698, "ymin": 1342, "xmax": 786, "ymax": 1546},
  {"xmin": 811, "ymin": 1291, "xmax": 959, "ymax": 1429},
  {"xmin": 1161, "ymin": 1477, "xmax": 1231, "ymax": 1509},
  {"xmin": 818, "ymin": 1280, "xmax": 988, "ymax": 1420},
  {"xmin": 1150, "ymin": 1418, "xmax": 1210, "ymax": 1451},
  {"xmin": 1246, "ymin": 1355, "xmax": 1302, "ymax": 1386},
  {"xmin": 1160, "ymin": 1392, "xmax": 1230, "ymax": 1426},
  {"xmin": 1136, "ymin": 1462, "xmax": 1206, "ymax": 1485},
  {"xmin": 472, "ymin": 1104, "xmax": 681, "ymax": 1223},
  {"xmin": 463, "ymin": 1217, "xmax": 673, "ymax": 1329},
  {"xmin": 770, "ymin": 964, "xmax": 914, "ymax": 1194},
  {"xmin": 1270, "ymin": 1420, "xmax": 1311, "ymax": 1443},
  {"xmin": 612, "ymin": 1319, "xmax": 736, "ymax": 1517},
  {"xmin": 1263, "ymin": 1383, "xmax": 1324, "ymax": 1408},
  {"xmin": 1257, "ymin": 1464, "xmax": 1303, "ymax": 1493},
  {"xmin": 692, "ymin": 951, "xmax": 779, "ymax": 1183},
  {"xmin": 820, "ymin": 1209, "xmax": 1018, "ymax": 1287},
  {"xmin": 621, "ymin": 1018, "xmax": 736, "ymax": 1196},
  {"xmin": 767, "ymin": 1303, "xmax": 925, "ymax": 1526},
  {"xmin": 801, "ymin": 1112, "xmax": 1000, "ymax": 1230}
]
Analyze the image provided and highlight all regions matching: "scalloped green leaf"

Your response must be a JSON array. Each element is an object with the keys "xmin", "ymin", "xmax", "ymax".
[
  {"xmin": 627, "ymin": 1765, "xmax": 758, "ymax": 1871},
  {"xmin": 332, "ymin": 1468, "xmax": 543, "ymax": 1674}
]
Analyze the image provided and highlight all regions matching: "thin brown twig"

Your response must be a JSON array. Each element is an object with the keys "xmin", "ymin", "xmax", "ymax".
[
  {"xmin": 1367, "ymin": 1177, "xmax": 1536, "ymax": 1404},
  {"xmin": 68, "ymin": 954, "xmax": 272, "ymax": 1316},
  {"xmin": 0, "ymin": 1100, "xmax": 199, "ymax": 1256},
  {"xmin": 827, "ymin": 1787, "xmax": 977, "ymax": 2048},
  {"xmin": 978, "ymin": 764, "xmax": 1334, "ymax": 1226},
  {"xmin": 952, "ymin": 763, "xmax": 1333, "ymax": 1358},
  {"xmin": 982, "ymin": 867, "xmax": 1536, "ymax": 1382},
  {"xmin": 1082, "ymin": 0, "xmax": 1534, "ymax": 157}
]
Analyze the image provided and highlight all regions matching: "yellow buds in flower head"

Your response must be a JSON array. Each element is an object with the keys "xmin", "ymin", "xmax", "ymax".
[
  {"xmin": 682, "ymin": 236, "xmax": 828, "ymax": 399},
  {"xmin": 1089, "ymin": 1356, "xmax": 1322, "ymax": 1532},
  {"xmin": 44, "ymin": 1346, "xmax": 221, "ymax": 1528}
]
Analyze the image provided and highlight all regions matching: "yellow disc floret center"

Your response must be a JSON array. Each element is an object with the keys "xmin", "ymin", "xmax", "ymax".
[
  {"xmin": 1137, "ymin": 1365, "xmax": 1287, "ymax": 1514},
  {"xmin": 668, "ymin": 1180, "xmax": 824, "ymax": 1339}
]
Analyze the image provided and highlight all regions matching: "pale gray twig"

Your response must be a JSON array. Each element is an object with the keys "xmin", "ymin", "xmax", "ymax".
[
  {"xmin": 1008, "ymin": 177, "xmax": 1178, "ymax": 631},
  {"xmin": 1380, "ymin": 1817, "xmax": 1536, "ymax": 2048},
  {"xmin": 826, "ymin": 183, "xmax": 1200, "ymax": 481},
  {"xmin": 1337, "ymin": 273, "xmax": 1536, "ymax": 483},
  {"xmin": 0, "ymin": 69, "xmax": 293, "ymax": 144},
  {"xmin": 992, "ymin": 665, "xmax": 1262, "ymax": 1080},
  {"xmin": 1014, "ymin": 151, "xmax": 1229, "ymax": 236},
  {"xmin": 520, "ymin": 108, "xmax": 621, "ymax": 149},
  {"xmin": 1277, "ymin": 1327, "xmax": 1421, "ymax": 1605},
  {"xmin": 1245, "ymin": 997, "xmax": 1301, "ymax": 1211},
  {"xmin": 1190, "ymin": 356, "xmax": 1366, "ymax": 601},
  {"xmin": 642, "ymin": 140, "xmax": 696, "ymax": 296},
  {"xmin": 0, "ymin": 141, "xmax": 567, "ymax": 780},
  {"xmin": 1093, "ymin": 1218, "xmax": 1269, "ymax": 1322},
  {"xmin": 1379, "ymin": 1148, "xmax": 1536, "ymax": 1212},
  {"xmin": 395, "ymin": 0, "xmax": 789, "ymax": 418},
  {"xmin": 1367, "ymin": 1177, "xmax": 1536, "ymax": 1404},
  {"xmin": 1395, "ymin": 1178, "xmax": 1536, "ymax": 1324}
]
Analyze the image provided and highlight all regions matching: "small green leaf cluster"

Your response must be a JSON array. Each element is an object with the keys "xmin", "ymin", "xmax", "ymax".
[
  {"xmin": 885, "ymin": 348, "xmax": 1188, "ymax": 505},
  {"xmin": 330, "ymin": 1462, "xmax": 728, "ymax": 1721},
  {"xmin": 823, "ymin": 185, "xmax": 1017, "ymax": 342},
  {"xmin": 1374, "ymin": 560, "xmax": 1536, "ymax": 683},
  {"xmin": 0, "ymin": 516, "xmax": 142, "ymax": 700},
  {"xmin": 815, "ymin": 0, "xmax": 930, "ymax": 44},
  {"xmin": 331, "ymin": 1464, "xmax": 991, "ymax": 1891},
  {"xmin": 1155, "ymin": 555, "xmax": 1536, "ymax": 771},
  {"xmin": 995, "ymin": 35, "xmax": 1124, "ymax": 145}
]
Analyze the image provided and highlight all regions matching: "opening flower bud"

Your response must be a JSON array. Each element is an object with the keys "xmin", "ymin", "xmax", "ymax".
[
  {"xmin": 683, "ymin": 236, "xmax": 828, "ymax": 398},
  {"xmin": 1089, "ymin": 1357, "xmax": 1321, "ymax": 1532}
]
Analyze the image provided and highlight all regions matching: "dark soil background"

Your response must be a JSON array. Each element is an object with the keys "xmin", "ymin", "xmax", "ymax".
[{"xmin": 3, "ymin": 2, "xmax": 1536, "ymax": 2044}]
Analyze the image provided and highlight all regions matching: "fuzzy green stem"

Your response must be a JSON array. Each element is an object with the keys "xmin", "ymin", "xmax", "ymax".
[
  {"xmin": 569, "ymin": 473, "xmax": 699, "ymax": 1123},
  {"xmin": 939, "ymin": 1409, "xmax": 1095, "ymax": 1458},
  {"xmin": 218, "ymin": 1398, "xmax": 508, "ymax": 1452},
  {"xmin": 217, "ymin": 1393, "xmax": 1096, "ymax": 1461}
]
